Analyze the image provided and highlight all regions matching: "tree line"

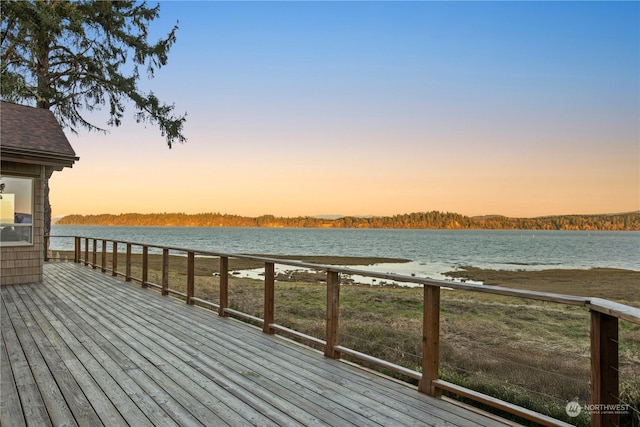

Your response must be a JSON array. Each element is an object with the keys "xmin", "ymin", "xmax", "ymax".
[{"xmin": 56, "ymin": 211, "xmax": 640, "ymax": 231}]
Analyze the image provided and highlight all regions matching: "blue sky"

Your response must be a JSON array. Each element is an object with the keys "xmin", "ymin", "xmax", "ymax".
[{"xmin": 50, "ymin": 1, "xmax": 640, "ymax": 218}]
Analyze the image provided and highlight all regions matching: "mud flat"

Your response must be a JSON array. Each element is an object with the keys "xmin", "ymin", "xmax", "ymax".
[{"xmin": 445, "ymin": 266, "xmax": 640, "ymax": 305}]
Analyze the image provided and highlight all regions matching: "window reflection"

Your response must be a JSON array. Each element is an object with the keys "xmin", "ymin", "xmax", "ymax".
[{"xmin": 0, "ymin": 176, "xmax": 33, "ymax": 245}]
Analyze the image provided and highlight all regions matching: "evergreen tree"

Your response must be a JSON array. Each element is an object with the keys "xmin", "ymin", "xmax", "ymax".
[{"xmin": 1, "ymin": 0, "xmax": 186, "ymax": 236}]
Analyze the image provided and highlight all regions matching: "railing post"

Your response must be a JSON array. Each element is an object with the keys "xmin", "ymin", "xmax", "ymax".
[
  {"xmin": 590, "ymin": 310, "xmax": 619, "ymax": 427},
  {"xmin": 263, "ymin": 262, "xmax": 275, "ymax": 334},
  {"xmin": 162, "ymin": 248, "xmax": 169, "ymax": 296},
  {"xmin": 419, "ymin": 285, "xmax": 441, "ymax": 397},
  {"xmin": 325, "ymin": 270, "xmax": 340, "ymax": 359},
  {"xmin": 219, "ymin": 257, "xmax": 229, "ymax": 317},
  {"xmin": 125, "ymin": 243, "xmax": 132, "ymax": 282},
  {"xmin": 84, "ymin": 238, "xmax": 89, "ymax": 266},
  {"xmin": 112, "ymin": 241, "xmax": 118, "ymax": 276},
  {"xmin": 186, "ymin": 251, "xmax": 195, "ymax": 304},
  {"xmin": 101, "ymin": 240, "xmax": 107, "ymax": 273},
  {"xmin": 74, "ymin": 237, "xmax": 80, "ymax": 263},
  {"xmin": 92, "ymin": 239, "xmax": 97, "ymax": 269},
  {"xmin": 142, "ymin": 246, "xmax": 148, "ymax": 288}
]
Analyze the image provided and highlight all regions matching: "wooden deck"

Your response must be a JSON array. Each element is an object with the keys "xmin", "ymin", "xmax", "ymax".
[{"xmin": 1, "ymin": 262, "xmax": 515, "ymax": 427}]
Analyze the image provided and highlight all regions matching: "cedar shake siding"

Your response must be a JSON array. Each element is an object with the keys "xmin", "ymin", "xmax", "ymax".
[
  {"xmin": 1, "ymin": 101, "xmax": 78, "ymax": 285},
  {"xmin": 0, "ymin": 163, "xmax": 45, "ymax": 284}
]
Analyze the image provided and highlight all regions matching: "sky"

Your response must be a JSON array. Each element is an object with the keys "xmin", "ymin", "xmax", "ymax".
[{"xmin": 48, "ymin": 1, "xmax": 640, "ymax": 219}]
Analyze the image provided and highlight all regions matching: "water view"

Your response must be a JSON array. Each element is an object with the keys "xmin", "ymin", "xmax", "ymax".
[{"xmin": 51, "ymin": 226, "xmax": 639, "ymax": 281}]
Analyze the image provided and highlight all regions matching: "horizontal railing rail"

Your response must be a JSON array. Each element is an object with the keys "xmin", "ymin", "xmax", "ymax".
[{"xmin": 45, "ymin": 235, "xmax": 640, "ymax": 427}]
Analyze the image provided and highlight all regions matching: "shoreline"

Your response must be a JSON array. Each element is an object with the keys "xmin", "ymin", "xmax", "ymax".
[{"xmin": 50, "ymin": 250, "xmax": 639, "ymax": 305}]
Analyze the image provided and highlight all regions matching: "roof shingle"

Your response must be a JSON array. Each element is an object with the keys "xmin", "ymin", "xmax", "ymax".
[{"xmin": 1, "ymin": 101, "xmax": 78, "ymax": 168}]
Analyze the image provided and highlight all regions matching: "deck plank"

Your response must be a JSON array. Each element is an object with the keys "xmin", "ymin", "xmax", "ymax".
[
  {"xmin": 46, "ymin": 266, "xmax": 292, "ymax": 427},
  {"xmin": 21, "ymin": 282, "xmax": 158, "ymax": 427},
  {"xmin": 1, "ymin": 262, "xmax": 516, "ymax": 427},
  {"xmin": 1, "ymin": 297, "xmax": 64, "ymax": 426},
  {"xmin": 50, "ymin": 265, "xmax": 313, "ymax": 426},
  {"xmin": 7, "ymin": 285, "xmax": 104, "ymax": 426},
  {"xmin": 0, "ymin": 320, "xmax": 27, "ymax": 427},
  {"xmin": 11, "ymin": 284, "xmax": 130, "ymax": 427},
  {"xmin": 29, "ymin": 274, "xmax": 187, "ymax": 427}
]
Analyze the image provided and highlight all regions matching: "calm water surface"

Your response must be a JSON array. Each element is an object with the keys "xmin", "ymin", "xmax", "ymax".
[{"xmin": 51, "ymin": 226, "xmax": 639, "ymax": 281}]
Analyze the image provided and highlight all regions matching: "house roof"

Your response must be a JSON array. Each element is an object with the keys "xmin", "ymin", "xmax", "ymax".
[{"xmin": 1, "ymin": 101, "xmax": 78, "ymax": 169}]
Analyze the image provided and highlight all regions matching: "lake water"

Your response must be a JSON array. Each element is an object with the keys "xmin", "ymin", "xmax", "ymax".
[{"xmin": 50, "ymin": 226, "xmax": 639, "ymax": 282}]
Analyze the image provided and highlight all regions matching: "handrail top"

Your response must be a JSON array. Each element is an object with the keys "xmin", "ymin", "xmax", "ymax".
[
  {"xmin": 589, "ymin": 298, "xmax": 640, "ymax": 324},
  {"xmin": 51, "ymin": 235, "xmax": 639, "ymax": 322}
]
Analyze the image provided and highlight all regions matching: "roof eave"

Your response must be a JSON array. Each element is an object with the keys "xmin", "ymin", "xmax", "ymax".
[{"xmin": 1, "ymin": 147, "xmax": 79, "ymax": 169}]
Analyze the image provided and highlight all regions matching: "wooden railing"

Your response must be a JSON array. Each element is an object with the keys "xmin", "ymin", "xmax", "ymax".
[{"xmin": 45, "ymin": 235, "xmax": 640, "ymax": 427}]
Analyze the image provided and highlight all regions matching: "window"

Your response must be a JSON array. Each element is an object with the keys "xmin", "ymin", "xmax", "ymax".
[{"xmin": 0, "ymin": 176, "xmax": 34, "ymax": 246}]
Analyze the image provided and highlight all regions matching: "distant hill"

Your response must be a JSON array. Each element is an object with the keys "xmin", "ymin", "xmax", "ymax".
[{"xmin": 56, "ymin": 211, "xmax": 640, "ymax": 231}]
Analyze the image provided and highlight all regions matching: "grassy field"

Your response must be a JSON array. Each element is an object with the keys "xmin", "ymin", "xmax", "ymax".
[{"xmin": 53, "ymin": 251, "xmax": 640, "ymax": 426}]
